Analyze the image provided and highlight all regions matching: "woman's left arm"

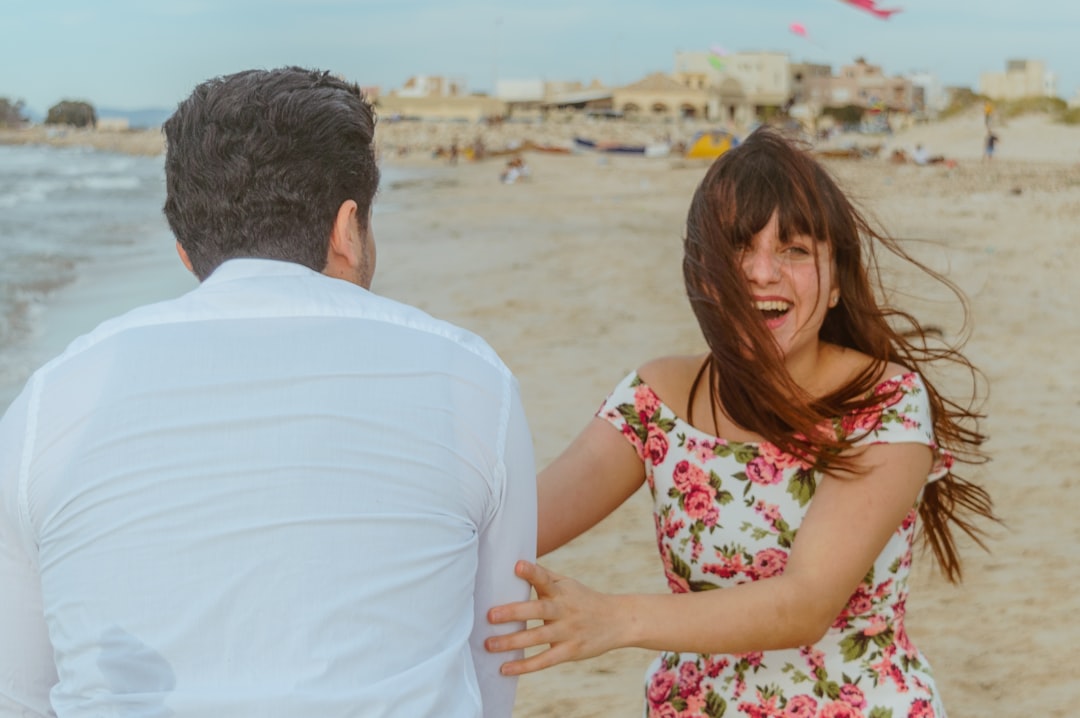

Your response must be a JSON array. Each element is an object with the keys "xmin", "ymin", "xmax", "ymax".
[{"xmin": 486, "ymin": 441, "xmax": 932, "ymax": 675}]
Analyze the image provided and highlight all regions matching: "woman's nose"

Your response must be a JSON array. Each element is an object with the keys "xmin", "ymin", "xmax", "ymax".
[{"xmin": 742, "ymin": 247, "xmax": 780, "ymax": 284}]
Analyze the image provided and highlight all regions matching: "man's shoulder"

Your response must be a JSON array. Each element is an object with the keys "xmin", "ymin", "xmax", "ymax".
[{"xmin": 360, "ymin": 291, "xmax": 510, "ymax": 374}]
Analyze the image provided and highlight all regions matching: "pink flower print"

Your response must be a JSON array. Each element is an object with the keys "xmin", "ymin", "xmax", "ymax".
[
  {"xmin": 872, "ymin": 579, "xmax": 895, "ymax": 601},
  {"xmin": 842, "ymin": 405, "xmax": 882, "ymax": 437},
  {"xmin": 896, "ymin": 623, "xmax": 917, "ymax": 657},
  {"xmin": 693, "ymin": 442, "xmax": 716, "ymax": 464},
  {"xmin": 647, "ymin": 670, "xmax": 677, "ymax": 707},
  {"xmin": 847, "ymin": 587, "xmax": 874, "ymax": 616},
  {"xmin": 839, "ymin": 683, "xmax": 867, "ymax": 709},
  {"xmin": 621, "ymin": 423, "xmax": 645, "ymax": 458},
  {"xmin": 672, "ymin": 460, "xmax": 710, "ymax": 492},
  {"xmin": 736, "ymin": 692, "xmax": 783, "ymax": 718},
  {"xmin": 645, "ymin": 424, "xmax": 670, "ymax": 465},
  {"xmin": 740, "ymin": 651, "xmax": 765, "ymax": 669},
  {"xmin": 660, "ymin": 547, "xmax": 690, "ymax": 593},
  {"xmin": 648, "ymin": 703, "xmax": 679, "ymax": 718},
  {"xmin": 751, "ymin": 548, "xmax": 788, "ymax": 579},
  {"xmin": 634, "ymin": 384, "xmax": 661, "ymax": 420},
  {"xmin": 684, "ymin": 484, "xmax": 719, "ymax": 525},
  {"xmin": 704, "ymin": 656, "xmax": 729, "ymax": 678},
  {"xmin": 908, "ymin": 699, "xmax": 936, "ymax": 718},
  {"xmin": 784, "ymin": 694, "xmax": 819, "ymax": 718},
  {"xmin": 753, "ymin": 499, "xmax": 784, "ymax": 531},
  {"xmin": 678, "ymin": 662, "xmax": 704, "ymax": 697},
  {"xmin": 870, "ymin": 653, "xmax": 907, "ymax": 692},
  {"xmin": 758, "ymin": 440, "xmax": 810, "ymax": 471},
  {"xmin": 902, "ymin": 416, "xmax": 920, "ymax": 430},
  {"xmin": 819, "ymin": 700, "xmax": 865, "ymax": 718},
  {"xmin": 746, "ymin": 456, "xmax": 784, "ymax": 485},
  {"xmin": 691, "ymin": 536, "xmax": 705, "ymax": 560},
  {"xmin": 661, "ymin": 514, "xmax": 686, "ymax": 539},
  {"xmin": 874, "ymin": 376, "xmax": 909, "ymax": 405},
  {"xmin": 683, "ymin": 691, "xmax": 707, "ymax": 714},
  {"xmin": 900, "ymin": 507, "xmax": 918, "ymax": 531},
  {"xmin": 703, "ymin": 552, "xmax": 750, "ymax": 579},
  {"xmin": 665, "ymin": 571, "xmax": 690, "ymax": 594},
  {"xmin": 863, "ymin": 615, "xmax": 889, "ymax": 637},
  {"xmin": 800, "ymin": 645, "xmax": 826, "ymax": 671}
]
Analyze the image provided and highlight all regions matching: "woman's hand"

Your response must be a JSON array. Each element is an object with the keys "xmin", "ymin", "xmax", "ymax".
[{"xmin": 485, "ymin": 560, "xmax": 626, "ymax": 676}]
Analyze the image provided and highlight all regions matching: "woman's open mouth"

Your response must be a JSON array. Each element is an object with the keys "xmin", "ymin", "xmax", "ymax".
[{"xmin": 754, "ymin": 299, "xmax": 792, "ymax": 324}]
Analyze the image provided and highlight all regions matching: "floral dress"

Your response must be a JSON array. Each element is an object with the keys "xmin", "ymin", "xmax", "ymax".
[{"xmin": 597, "ymin": 371, "xmax": 952, "ymax": 718}]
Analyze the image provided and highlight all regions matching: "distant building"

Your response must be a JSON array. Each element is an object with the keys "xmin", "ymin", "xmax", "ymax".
[
  {"xmin": 612, "ymin": 71, "xmax": 711, "ymax": 120},
  {"xmin": 979, "ymin": 59, "xmax": 1057, "ymax": 100},
  {"xmin": 494, "ymin": 79, "xmax": 613, "ymax": 118},
  {"xmin": 378, "ymin": 74, "xmax": 504, "ymax": 121},
  {"xmin": 906, "ymin": 71, "xmax": 949, "ymax": 116},
  {"xmin": 674, "ymin": 50, "xmax": 787, "ymax": 125},
  {"xmin": 393, "ymin": 75, "xmax": 469, "ymax": 99},
  {"xmin": 820, "ymin": 57, "xmax": 914, "ymax": 111}
]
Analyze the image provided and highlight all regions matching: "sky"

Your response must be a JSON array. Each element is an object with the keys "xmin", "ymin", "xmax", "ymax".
[{"xmin": 2, "ymin": 0, "xmax": 1078, "ymax": 115}]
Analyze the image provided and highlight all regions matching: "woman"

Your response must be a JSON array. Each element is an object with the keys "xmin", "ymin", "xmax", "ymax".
[{"xmin": 486, "ymin": 127, "xmax": 996, "ymax": 717}]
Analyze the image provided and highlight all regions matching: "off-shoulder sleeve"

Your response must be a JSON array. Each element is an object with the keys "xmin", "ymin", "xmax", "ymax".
[
  {"xmin": 848, "ymin": 372, "xmax": 953, "ymax": 482},
  {"xmin": 594, "ymin": 371, "xmax": 650, "ymax": 462}
]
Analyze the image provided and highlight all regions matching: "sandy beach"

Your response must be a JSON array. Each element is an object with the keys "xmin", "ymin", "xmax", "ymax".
[{"xmin": 3, "ymin": 111, "xmax": 1078, "ymax": 715}]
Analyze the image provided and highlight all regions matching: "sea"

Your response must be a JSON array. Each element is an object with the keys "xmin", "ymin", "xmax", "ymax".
[{"xmin": 0, "ymin": 143, "xmax": 413, "ymax": 411}]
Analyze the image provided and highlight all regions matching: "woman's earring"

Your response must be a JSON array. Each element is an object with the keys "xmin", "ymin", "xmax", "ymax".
[{"xmin": 829, "ymin": 293, "xmax": 840, "ymax": 308}]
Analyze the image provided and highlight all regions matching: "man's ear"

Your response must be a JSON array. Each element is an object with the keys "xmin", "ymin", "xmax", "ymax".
[
  {"xmin": 175, "ymin": 241, "xmax": 195, "ymax": 275},
  {"xmin": 326, "ymin": 199, "xmax": 361, "ymax": 272}
]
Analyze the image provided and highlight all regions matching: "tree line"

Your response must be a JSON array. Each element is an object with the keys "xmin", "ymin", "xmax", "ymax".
[{"xmin": 0, "ymin": 98, "xmax": 97, "ymax": 128}]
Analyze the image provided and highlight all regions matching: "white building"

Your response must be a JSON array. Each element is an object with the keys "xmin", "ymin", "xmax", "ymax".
[{"xmin": 979, "ymin": 59, "xmax": 1057, "ymax": 100}]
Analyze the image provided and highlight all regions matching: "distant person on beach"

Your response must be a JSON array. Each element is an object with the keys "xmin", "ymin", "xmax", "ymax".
[
  {"xmin": 500, "ymin": 156, "xmax": 530, "ymax": 184},
  {"xmin": 985, "ymin": 131, "xmax": 999, "ymax": 160},
  {"xmin": 912, "ymin": 143, "xmax": 947, "ymax": 166},
  {"xmin": 0, "ymin": 66, "xmax": 535, "ymax": 718},
  {"xmin": 486, "ymin": 128, "xmax": 997, "ymax": 716}
]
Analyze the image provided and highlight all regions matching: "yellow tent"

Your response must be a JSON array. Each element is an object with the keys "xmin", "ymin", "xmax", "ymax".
[{"xmin": 684, "ymin": 131, "xmax": 738, "ymax": 160}]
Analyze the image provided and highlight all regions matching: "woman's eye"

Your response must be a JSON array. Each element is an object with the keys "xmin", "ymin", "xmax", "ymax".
[{"xmin": 785, "ymin": 245, "xmax": 812, "ymax": 257}]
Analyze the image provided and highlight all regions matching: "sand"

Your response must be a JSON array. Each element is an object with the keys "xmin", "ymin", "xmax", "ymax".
[
  {"xmin": 371, "ymin": 112, "xmax": 1080, "ymax": 717},
  {"xmin": 6, "ymin": 111, "xmax": 1079, "ymax": 715}
]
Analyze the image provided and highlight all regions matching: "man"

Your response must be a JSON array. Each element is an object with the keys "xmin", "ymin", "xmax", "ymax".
[{"xmin": 0, "ymin": 67, "xmax": 536, "ymax": 717}]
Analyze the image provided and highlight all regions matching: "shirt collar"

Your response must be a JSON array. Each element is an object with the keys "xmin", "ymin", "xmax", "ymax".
[{"xmin": 201, "ymin": 258, "xmax": 324, "ymax": 286}]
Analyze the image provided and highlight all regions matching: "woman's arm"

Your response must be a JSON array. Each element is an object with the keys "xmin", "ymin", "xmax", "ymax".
[
  {"xmin": 537, "ymin": 416, "xmax": 646, "ymax": 557},
  {"xmin": 488, "ymin": 441, "xmax": 932, "ymax": 674}
]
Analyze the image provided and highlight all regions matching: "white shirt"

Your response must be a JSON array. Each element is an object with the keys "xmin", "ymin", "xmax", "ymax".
[{"xmin": 0, "ymin": 259, "xmax": 537, "ymax": 718}]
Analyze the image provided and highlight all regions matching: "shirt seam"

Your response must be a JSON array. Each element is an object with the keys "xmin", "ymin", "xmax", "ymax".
[{"xmin": 16, "ymin": 371, "xmax": 42, "ymax": 553}]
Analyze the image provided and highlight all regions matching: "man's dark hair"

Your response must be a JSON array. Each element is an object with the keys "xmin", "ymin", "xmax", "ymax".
[{"xmin": 163, "ymin": 67, "xmax": 380, "ymax": 280}]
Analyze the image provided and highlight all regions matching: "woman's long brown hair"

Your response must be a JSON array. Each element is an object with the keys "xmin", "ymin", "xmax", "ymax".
[{"xmin": 683, "ymin": 126, "xmax": 996, "ymax": 582}]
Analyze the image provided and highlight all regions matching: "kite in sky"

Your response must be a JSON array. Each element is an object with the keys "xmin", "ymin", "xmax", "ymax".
[
  {"xmin": 708, "ymin": 44, "xmax": 729, "ymax": 71},
  {"xmin": 788, "ymin": 21, "xmax": 825, "ymax": 50},
  {"xmin": 837, "ymin": 0, "xmax": 903, "ymax": 19}
]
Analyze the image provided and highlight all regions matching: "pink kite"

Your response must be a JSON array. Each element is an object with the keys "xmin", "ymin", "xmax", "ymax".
[
  {"xmin": 789, "ymin": 22, "xmax": 808, "ymax": 37},
  {"xmin": 838, "ymin": 0, "xmax": 902, "ymax": 19}
]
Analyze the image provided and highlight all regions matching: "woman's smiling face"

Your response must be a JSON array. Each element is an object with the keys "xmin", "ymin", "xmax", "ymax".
[{"xmin": 740, "ymin": 210, "xmax": 838, "ymax": 364}]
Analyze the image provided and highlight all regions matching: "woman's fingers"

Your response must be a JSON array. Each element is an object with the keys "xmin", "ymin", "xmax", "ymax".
[
  {"xmin": 486, "ymin": 597, "xmax": 553, "ymax": 625},
  {"xmin": 484, "ymin": 621, "xmax": 556, "ymax": 654},
  {"xmin": 514, "ymin": 560, "xmax": 563, "ymax": 596}
]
